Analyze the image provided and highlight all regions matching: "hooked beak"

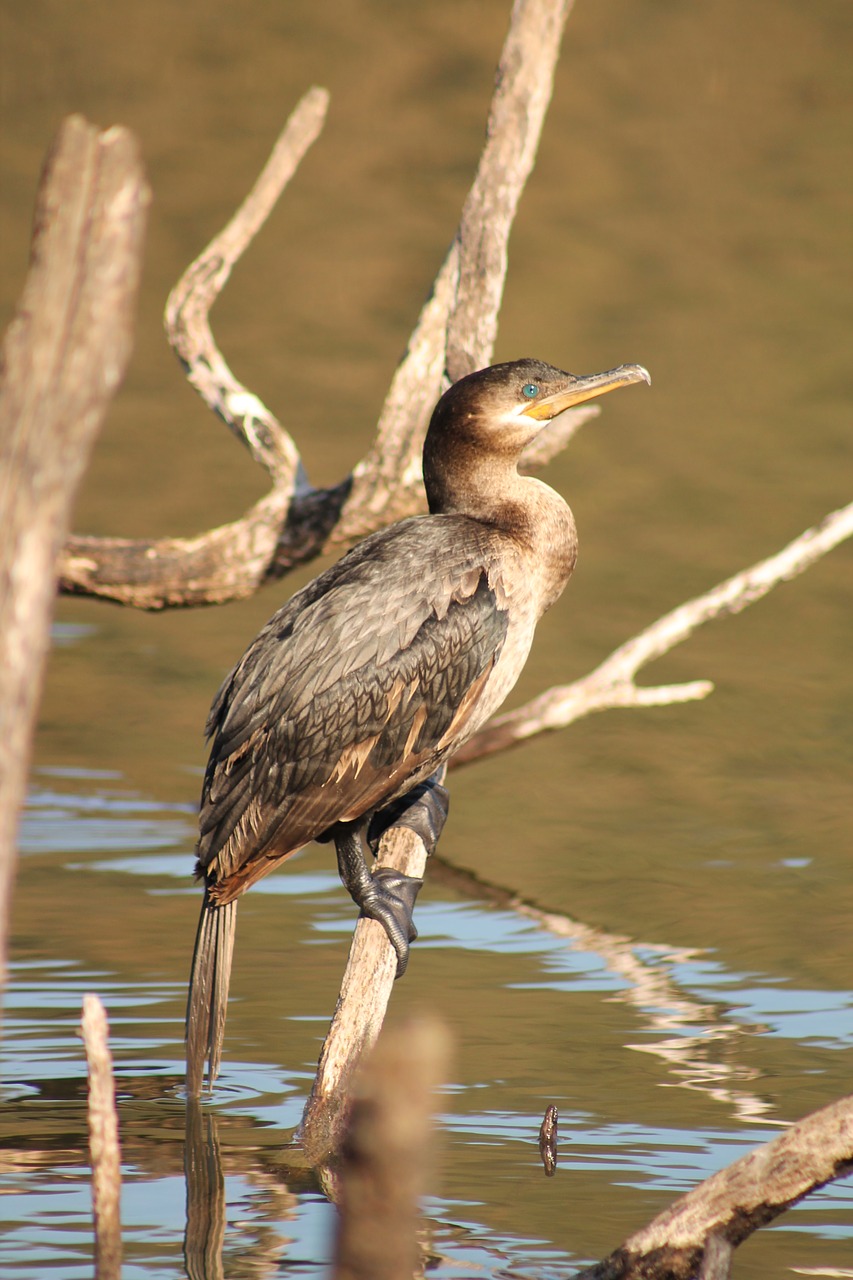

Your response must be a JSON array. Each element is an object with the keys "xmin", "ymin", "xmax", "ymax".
[{"xmin": 521, "ymin": 363, "xmax": 651, "ymax": 421}]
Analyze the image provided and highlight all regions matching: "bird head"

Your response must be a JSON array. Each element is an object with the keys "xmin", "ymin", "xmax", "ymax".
[{"xmin": 423, "ymin": 358, "xmax": 650, "ymax": 514}]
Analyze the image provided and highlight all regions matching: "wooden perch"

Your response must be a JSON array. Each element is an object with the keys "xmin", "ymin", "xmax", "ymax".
[
  {"xmin": 299, "ymin": 824, "xmax": 432, "ymax": 1163},
  {"xmin": 0, "ymin": 115, "xmax": 148, "ymax": 990},
  {"xmin": 578, "ymin": 1093, "xmax": 853, "ymax": 1279}
]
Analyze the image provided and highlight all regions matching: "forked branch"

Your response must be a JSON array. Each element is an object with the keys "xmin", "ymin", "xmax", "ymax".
[
  {"xmin": 166, "ymin": 87, "xmax": 328, "ymax": 488},
  {"xmin": 58, "ymin": 0, "xmax": 581, "ymax": 609}
]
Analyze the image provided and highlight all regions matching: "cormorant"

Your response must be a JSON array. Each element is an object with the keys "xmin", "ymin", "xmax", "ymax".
[{"xmin": 186, "ymin": 357, "xmax": 649, "ymax": 1094}]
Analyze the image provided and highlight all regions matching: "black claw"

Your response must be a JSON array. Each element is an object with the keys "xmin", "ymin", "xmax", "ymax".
[
  {"xmin": 360, "ymin": 868, "xmax": 423, "ymax": 977},
  {"xmin": 367, "ymin": 775, "xmax": 450, "ymax": 855}
]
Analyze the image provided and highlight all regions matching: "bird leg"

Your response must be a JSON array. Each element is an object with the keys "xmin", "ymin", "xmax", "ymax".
[
  {"xmin": 334, "ymin": 820, "xmax": 421, "ymax": 976},
  {"xmin": 334, "ymin": 773, "xmax": 450, "ymax": 978},
  {"xmin": 366, "ymin": 772, "xmax": 450, "ymax": 854}
]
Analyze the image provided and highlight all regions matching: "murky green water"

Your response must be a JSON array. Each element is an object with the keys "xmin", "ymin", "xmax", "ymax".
[{"xmin": 2, "ymin": 1, "xmax": 852, "ymax": 1275}]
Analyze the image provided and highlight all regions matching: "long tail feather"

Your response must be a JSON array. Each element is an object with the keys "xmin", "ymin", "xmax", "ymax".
[{"xmin": 186, "ymin": 890, "xmax": 237, "ymax": 1095}]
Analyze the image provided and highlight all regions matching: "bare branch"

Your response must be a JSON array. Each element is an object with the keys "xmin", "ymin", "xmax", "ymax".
[
  {"xmin": 447, "ymin": 0, "xmax": 574, "ymax": 379},
  {"xmin": 60, "ymin": 489, "xmax": 296, "ymax": 609},
  {"xmin": 579, "ymin": 1094, "xmax": 853, "ymax": 1279},
  {"xmin": 81, "ymin": 994, "xmax": 123, "ymax": 1280},
  {"xmin": 331, "ymin": 1017, "xmax": 451, "ymax": 1280},
  {"xmin": 333, "ymin": 0, "xmax": 580, "ymax": 533},
  {"xmin": 165, "ymin": 86, "xmax": 328, "ymax": 487},
  {"xmin": 299, "ymin": 824, "xmax": 431, "ymax": 1163},
  {"xmin": 454, "ymin": 500, "xmax": 853, "ymax": 766},
  {"xmin": 332, "ymin": 250, "xmax": 460, "ymax": 545}
]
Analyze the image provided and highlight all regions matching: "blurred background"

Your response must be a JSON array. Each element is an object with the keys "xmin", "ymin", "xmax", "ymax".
[{"xmin": 1, "ymin": 1, "xmax": 851, "ymax": 1276}]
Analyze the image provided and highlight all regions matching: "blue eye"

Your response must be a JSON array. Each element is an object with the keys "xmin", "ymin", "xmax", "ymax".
[{"xmin": 522, "ymin": 383, "xmax": 539, "ymax": 398}]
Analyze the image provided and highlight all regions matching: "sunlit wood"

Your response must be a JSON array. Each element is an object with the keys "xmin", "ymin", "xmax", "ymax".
[
  {"xmin": 577, "ymin": 1094, "xmax": 853, "ymax": 1279},
  {"xmin": 0, "ymin": 116, "xmax": 148, "ymax": 992}
]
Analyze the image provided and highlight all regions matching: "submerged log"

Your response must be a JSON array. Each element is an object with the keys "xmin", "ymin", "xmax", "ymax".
[{"xmin": 578, "ymin": 1094, "xmax": 853, "ymax": 1280}]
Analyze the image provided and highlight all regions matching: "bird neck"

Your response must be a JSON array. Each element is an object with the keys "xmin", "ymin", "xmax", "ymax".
[
  {"xmin": 424, "ymin": 444, "xmax": 578, "ymax": 608},
  {"xmin": 424, "ymin": 442, "xmax": 526, "ymax": 522},
  {"xmin": 498, "ymin": 473, "xmax": 578, "ymax": 612}
]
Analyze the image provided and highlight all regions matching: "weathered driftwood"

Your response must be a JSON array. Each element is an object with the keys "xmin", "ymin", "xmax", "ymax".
[
  {"xmin": 0, "ymin": 116, "xmax": 148, "ymax": 995},
  {"xmin": 577, "ymin": 1093, "xmax": 853, "ymax": 1280},
  {"xmin": 330, "ymin": 1016, "xmax": 451, "ymax": 1280},
  {"xmin": 81, "ymin": 994, "xmax": 124, "ymax": 1280}
]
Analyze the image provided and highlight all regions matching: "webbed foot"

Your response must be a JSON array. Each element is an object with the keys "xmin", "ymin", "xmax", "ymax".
[
  {"xmin": 357, "ymin": 866, "xmax": 423, "ymax": 977},
  {"xmin": 333, "ymin": 821, "xmax": 423, "ymax": 977}
]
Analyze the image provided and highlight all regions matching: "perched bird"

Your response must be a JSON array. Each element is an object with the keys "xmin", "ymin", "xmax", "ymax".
[{"xmin": 186, "ymin": 357, "xmax": 649, "ymax": 1093}]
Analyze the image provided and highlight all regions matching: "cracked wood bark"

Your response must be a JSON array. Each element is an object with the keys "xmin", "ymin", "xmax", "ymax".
[{"xmin": 0, "ymin": 116, "xmax": 148, "ymax": 997}]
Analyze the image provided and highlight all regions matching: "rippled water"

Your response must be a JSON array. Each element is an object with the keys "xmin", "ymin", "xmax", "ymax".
[{"xmin": 3, "ymin": 771, "xmax": 852, "ymax": 1277}]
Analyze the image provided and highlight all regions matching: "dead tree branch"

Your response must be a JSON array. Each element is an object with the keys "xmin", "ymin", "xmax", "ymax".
[
  {"xmin": 299, "ymin": 824, "xmax": 432, "ymax": 1162},
  {"xmin": 446, "ymin": 0, "xmax": 574, "ymax": 378},
  {"xmin": 57, "ymin": 0, "xmax": 584, "ymax": 608},
  {"xmin": 166, "ymin": 87, "xmax": 328, "ymax": 488},
  {"xmin": 578, "ymin": 1093, "xmax": 853, "ymax": 1280},
  {"xmin": 0, "ymin": 115, "xmax": 148, "ymax": 995}
]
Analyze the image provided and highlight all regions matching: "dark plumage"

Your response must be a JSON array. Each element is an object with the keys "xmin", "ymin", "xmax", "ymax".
[{"xmin": 186, "ymin": 357, "xmax": 649, "ymax": 1093}]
